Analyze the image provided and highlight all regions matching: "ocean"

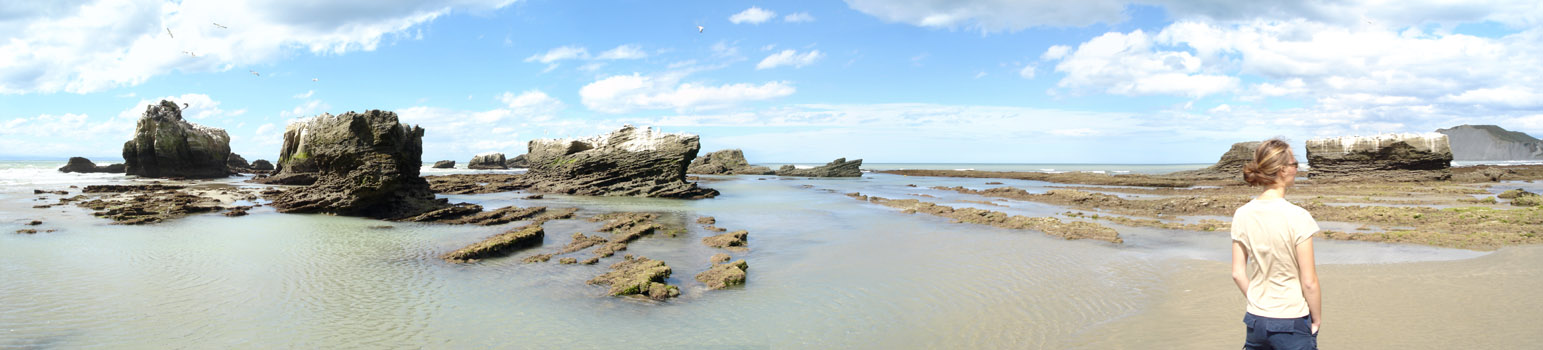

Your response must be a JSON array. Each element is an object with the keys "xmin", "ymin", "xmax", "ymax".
[{"xmin": 0, "ymin": 160, "xmax": 1488, "ymax": 348}]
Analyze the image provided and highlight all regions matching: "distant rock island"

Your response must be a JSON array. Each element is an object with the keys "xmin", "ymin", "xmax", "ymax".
[{"xmin": 1435, "ymin": 125, "xmax": 1543, "ymax": 161}]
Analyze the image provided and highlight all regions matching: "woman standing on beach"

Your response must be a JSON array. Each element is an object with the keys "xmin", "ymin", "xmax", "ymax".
[{"xmin": 1231, "ymin": 139, "xmax": 1322, "ymax": 349}]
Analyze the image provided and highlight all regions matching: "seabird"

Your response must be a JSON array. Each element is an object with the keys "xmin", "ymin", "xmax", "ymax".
[
  {"xmin": 213, "ymin": 22, "xmax": 227, "ymax": 29},
  {"xmin": 182, "ymin": 103, "xmax": 189, "ymax": 109},
  {"xmin": 697, "ymin": 25, "xmax": 704, "ymax": 33},
  {"xmin": 311, "ymin": 78, "xmax": 318, "ymax": 82},
  {"xmin": 166, "ymin": 27, "xmax": 173, "ymax": 38},
  {"xmin": 250, "ymin": 70, "xmax": 260, "ymax": 77},
  {"xmin": 182, "ymin": 50, "xmax": 196, "ymax": 57}
]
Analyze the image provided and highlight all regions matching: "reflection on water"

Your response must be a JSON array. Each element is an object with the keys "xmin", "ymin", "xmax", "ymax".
[{"xmin": 0, "ymin": 163, "xmax": 1491, "ymax": 348}]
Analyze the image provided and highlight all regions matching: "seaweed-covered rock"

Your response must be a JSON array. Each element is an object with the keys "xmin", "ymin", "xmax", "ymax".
[
  {"xmin": 1170, "ymin": 141, "xmax": 1260, "ymax": 180},
  {"xmin": 688, "ymin": 149, "xmax": 773, "ymax": 175},
  {"xmin": 695, "ymin": 259, "xmax": 748, "ymax": 290},
  {"xmin": 1306, "ymin": 133, "xmax": 1453, "ymax": 182},
  {"xmin": 587, "ymin": 255, "xmax": 679, "ymax": 299},
  {"xmin": 121, "ymin": 100, "xmax": 232, "ymax": 178},
  {"xmin": 469, "ymin": 152, "xmax": 508, "ymax": 170},
  {"xmin": 506, "ymin": 154, "xmax": 529, "ymax": 168},
  {"xmin": 441, "ymin": 224, "xmax": 545, "ymax": 263},
  {"xmin": 702, "ymin": 230, "xmax": 748, "ymax": 251},
  {"xmin": 264, "ymin": 110, "xmax": 449, "ymax": 219},
  {"xmin": 524, "ymin": 125, "xmax": 717, "ymax": 198},
  {"xmin": 57, "ymin": 157, "xmax": 126, "ymax": 173},
  {"xmin": 250, "ymin": 159, "xmax": 274, "ymax": 171},
  {"xmin": 776, "ymin": 158, "xmax": 862, "ymax": 177},
  {"xmin": 432, "ymin": 160, "xmax": 456, "ymax": 169}
]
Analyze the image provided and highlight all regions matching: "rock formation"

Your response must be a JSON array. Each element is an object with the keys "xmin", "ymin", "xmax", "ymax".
[
  {"xmin": 1305, "ymin": 133, "xmax": 1453, "ymax": 182},
  {"xmin": 523, "ymin": 125, "xmax": 717, "ymax": 198},
  {"xmin": 776, "ymin": 158, "xmax": 862, "ymax": 177},
  {"xmin": 469, "ymin": 152, "xmax": 508, "ymax": 169},
  {"xmin": 1435, "ymin": 125, "xmax": 1543, "ymax": 161},
  {"xmin": 121, "ymin": 100, "xmax": 232, "ymax": 178},
  {"xmin": 263, "ymin": 110, "xmax": 450, "ymax": 219},
  {"xmin": 227, "ymin": 153, "xmax": 251, "ymax": 172},
  {"xmin": 505, "ymin": 154, "xmax": 529, "ymax": 168},
  {"xmin": 687, "ymin": 149, "xmax": 773, "ymax": 175},
  {"xmin": 695, "ymin": 259, "xmax": 748, "ymax": 290},
  {"xmin": 1170, "ymin": 141, "xmax": 1261, "ymax": 180},
  {"xmin": 432, "ymin": 160, "xmax": 456, "ymax": 169},
  {"xmin": 57, "ymin": 157, "xmax": 126, "ymax": 173},
  {"xmin": 250, "ymin": 159, "xmax": 274, "ymax": 171}
]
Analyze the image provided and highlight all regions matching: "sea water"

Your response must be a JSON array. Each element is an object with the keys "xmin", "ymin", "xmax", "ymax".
[{"xmin": 0, "ymin": 161, "xmax": 1486, "ymax": 348}]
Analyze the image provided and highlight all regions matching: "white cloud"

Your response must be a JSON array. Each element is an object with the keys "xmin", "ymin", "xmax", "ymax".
[
  {"xmin": 1049, "ymin": 128, "xmax": 1098, "ymax": 136},
  {"xmin": 1017, "ymin": 64, "xmax": 1035, "ymax": 79},
  {"xmin": 0, "ymin": 0, "xmax": 518, "ymax": 94},
  {"xmin": 1041, "ymin": 45, "xmax": 1070, "ymax": 60},
  {"xmin": 524, "ymin": 45, "xmax": 590, "ymax": 63},
  {"xmin": 596, "ymin": 44, "xmax": 648, "ymax": 60},
  {"xmin": 784, "ymin": 12, "xmax": 816, "ymax": 23},
  {"xmin": 117, "ymin": 93, "xmax": 228, "ymax": 120},
  {"xmin": 756, "ymin": 49, "xmax": 824, "ymax": 70},
  {"xmin": 1440, "ymin": 86, "xmax": 1543, "ymax": 109},
  {"xmin": 843, "ymin": 0, "xmax": 1127, "ymax": 33},
  {"xmin": 580, "ymin": 73, "xmax": 795, "ymax": 113},
  {"xmin": 730, "ymin": 7, "xmax": 777, "ymax": 25},
  {"xmin": 1047, "ymin": 30, "xmax": 1239, "ymax": 97},
  {"xmin": 293, "ymin": 90, "xmax": 314, "ymax": 99},
  {"xmin": 280, "ymin": 99, "xmax": 330, "ymax": 119},
  {"xmin": 496, "ymin": 90, "xmax": 565, "ymax": 122}
]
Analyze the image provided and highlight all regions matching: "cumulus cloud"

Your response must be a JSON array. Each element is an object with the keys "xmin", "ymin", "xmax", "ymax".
[
  {"xmin": 730, "ymin": 7, "xmax": 777, "ymax": 24},
  {"xmin": 0, "ymin": 0, "xmax": 518, "ymax": 94},
  {"xmin": 784, "ymin": 12, "xmax": 816, "ymax": 23},
  {"xmin": 1046, "ymin": 29, "xmax": 1238, "ymax": 97},
  {"xmin": 397, "ymin": 89, "xmax": 585, "ymax": 159},
  {"xmin": 756, "ymin": 49, "xmax": 824, "ymax": 70},
  {"xmin": 580, "ymin": 73, "xmax": 796, "ymax": 114}
]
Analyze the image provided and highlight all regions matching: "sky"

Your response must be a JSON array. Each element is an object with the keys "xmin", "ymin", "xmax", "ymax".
[{"xmin": 2, "ymin": 0, "xmax": 1542, "ymax": 164}]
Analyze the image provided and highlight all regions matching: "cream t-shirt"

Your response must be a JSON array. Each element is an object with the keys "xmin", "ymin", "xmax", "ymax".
[{"xmin": 1231, "ymin": 197, "xmax": 1320, "ymax": 319}]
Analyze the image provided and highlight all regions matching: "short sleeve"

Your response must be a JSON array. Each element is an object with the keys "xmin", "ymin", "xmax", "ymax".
[
  {"xmin": 1293, "ymin": 210, "xmax": 1320, "ymax": 245},
  {"xmin": 1230, "ymin": 213, "xmax": 1245, "ymax": 242}
]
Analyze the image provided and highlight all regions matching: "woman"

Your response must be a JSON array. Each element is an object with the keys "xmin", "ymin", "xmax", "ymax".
[{"xmin": 1231, "ymin": 138, "xmax": 1322, "ymax": 350}]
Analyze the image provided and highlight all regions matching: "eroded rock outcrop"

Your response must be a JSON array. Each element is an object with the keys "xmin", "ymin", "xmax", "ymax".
[
  {"xmin": 1435, "ymin": 125, "xmax": 1543, "ymax": 161},
  {"xmin": 776, "ymin": 158, "xmax": 862, "ymax": 177},
  {"xmin": 469, "ymin": 152, "xmax": 508, "ymax": 169},
  {"xmin": 1306, "ymin": 133, "xmax": 1453, "ymax": 182},
  {"xmin": 687, "ymin": 149, "xmax": 773, "ymax": 175},
  {"xmin": 505, "ymin": 154, "xmax": 529, "ymax": 168},
  {"xmin": 227, "ymin": 153, "xmax": 251, "ymax": 172},
  {"xmin": 58, "ymin": 157, "xmax": 126, "ymax": 173},
  {"xmin": 524, "ymin": 125, "xmax": 717, "ymax": 198},
  {"xmin": 1170, "ymin": 141, "xmax": 1260, "ymax": 180},
  {"xmin": 695, "ymin": 259, "xmax": 748, "ymax": 290},
  {"xmin": 121, "ymin": 100, "xmax": 232, "ymax": 178},
  {"xmin": 587, "ymin": 255, "xmax": 680, "ymax": 300},
  {"xmin": 250, "ymin": 159, "xmax": 274, "ymax": 171},
  {"xmin": 432, "ymin": 160, "xmax": 456, "ymax": 169},
  {"xmin": 263, "ymin": 110, "xmax": 449, "ymax": 219}
]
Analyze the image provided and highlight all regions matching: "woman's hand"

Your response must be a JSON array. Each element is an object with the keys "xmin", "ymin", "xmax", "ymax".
[{"xmin": 1311, "ymin": 322, "xmax": 1319, "ymax": 335}]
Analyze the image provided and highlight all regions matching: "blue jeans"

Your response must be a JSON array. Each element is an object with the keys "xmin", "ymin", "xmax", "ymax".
[{"xmin": 1242, "ymin": 313, "xmax": 1317, "ymax": 350}]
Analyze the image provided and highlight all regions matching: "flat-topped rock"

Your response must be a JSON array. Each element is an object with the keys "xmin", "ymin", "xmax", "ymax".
[
  {"xmin": 776, "ymin": 158, "xmax": 862, "ymax": 177},
  {"xmin": 524, "ymin": 125, "xmax": 717, "ymax": 198},
  {"xmin": 121, "ymin": 100, "xmax": 232, "ymax": 178},
  {"xmin": 432, "ymin": 160, "xmax": 456, "ymax": 169},
  {"xmin": 1306, "ymin": 133, "xmax": 1453, "ymax": 182},
  {"xmin": 264, "ymin": 110, "xmax": 449, "ymax": 219},
  {"xmin": 688, "ymin": 149, "xmax": 773, "ymax": 175},
  {"xmin": 469, "ymin": 152, "xmax": 508, "ymax": 169}
]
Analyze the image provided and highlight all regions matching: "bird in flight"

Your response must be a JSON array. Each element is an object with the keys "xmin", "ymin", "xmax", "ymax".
[
  {"xmin": 697, "ymin": 25, "xmax": 704, "ymax": 33},
  {"xmin": 182, "ymin": 51, "xmax": 196, "ymax": 57},
  {"xmin": 213, "ymin": 22, "xmax": 227, "ymax": 29},
  {"xmin": 182, "ymin": 103, "xmax": 189, "ymax": 109},
  {"xmin": 250, "ymin": 70, "xmax": 260, "ymax": 77},
  {"xmin": 311, "ymin": 78, "xmax": 319, "ymax": 82},
  {"xmin": 166, "ymin": 28, "xmax": 173, "ymax": 38}
]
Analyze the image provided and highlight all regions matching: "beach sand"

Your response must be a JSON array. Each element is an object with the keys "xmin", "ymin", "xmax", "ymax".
[{"xmin": 1067, "ymin": 245, "xmax": 1543, "ymax": 349}]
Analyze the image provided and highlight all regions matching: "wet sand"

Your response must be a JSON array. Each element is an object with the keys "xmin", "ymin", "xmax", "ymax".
[{"xmin": 1067, "ymin": 245, "xmax": 1543, "ymax": 349}]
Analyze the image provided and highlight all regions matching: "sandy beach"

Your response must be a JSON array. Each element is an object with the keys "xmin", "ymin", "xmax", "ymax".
[{"xmin": 1068, "ymin": 245, "xmax": 1543, "ymax": 349}]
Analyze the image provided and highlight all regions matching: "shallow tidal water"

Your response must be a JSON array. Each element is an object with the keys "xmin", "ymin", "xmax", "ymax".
[{"xmin": 0, "ymin": 161, "xmax": 1490, "ymax": 349}]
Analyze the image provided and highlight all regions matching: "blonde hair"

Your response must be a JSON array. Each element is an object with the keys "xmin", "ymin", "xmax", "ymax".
[{"xmin": 1242, "ymin": 138, "xmax": 1293, "ymax": 187}]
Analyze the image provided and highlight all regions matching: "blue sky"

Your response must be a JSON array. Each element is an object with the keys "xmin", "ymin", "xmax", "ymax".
[{"xmin": 3, "ymin": 0, "xmax": 1542, "ymax": 163}]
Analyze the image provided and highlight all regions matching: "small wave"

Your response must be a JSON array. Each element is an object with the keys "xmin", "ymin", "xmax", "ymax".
[{"xmin": 953, "ymin": 168, "xmax": 975, "ymax": 171}]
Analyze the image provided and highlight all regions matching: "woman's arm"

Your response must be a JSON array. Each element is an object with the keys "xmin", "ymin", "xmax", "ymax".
[
  {"xmin": 1296, "ymin": 237, "xmax": 1322, "ymax": 333},
  {"xmin": 1231, "ymin": 241, "xmax": 1249, "ymax": 296}
]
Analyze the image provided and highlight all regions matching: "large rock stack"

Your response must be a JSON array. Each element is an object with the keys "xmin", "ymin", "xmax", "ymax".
[
  {"xmin": 687, "ymin": 149, "xmax": 774, "ymax": 175},
  {"xmin": 469, "ymin": 152, "xmax": 509, "ymax": 169},
  {"xmin": 264, "ymin": 110, "xmax": 449, "ymax": 219},
  {"xmin": 1435, "ymin": 125, "xmax": 1543, "ymax": 161},
  {"xmin": 1305, "ymin": 133, "xmax": 1453, "ymax": 182},
  {"xmin": 1170, "ymin": 141, "xmax": 1261, "ymax": 180},
  {"xmin": 776, "ymin": 158, "xmax": 863, "ymax": 177},
  {"xmin": 121, "ymin": 100, "xmax": 232, "ymax": 178},
  {"xmin": 524, "ymin": 125, "xmax": 717, "ymax": 198}
]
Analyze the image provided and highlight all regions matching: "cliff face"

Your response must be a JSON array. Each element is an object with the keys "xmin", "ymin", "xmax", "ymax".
[
  {"xmin": 1435, "ymin": 125, "xmax": 1543, "ymax": 161},
  {"xmin": 1305, "ymin": 133, "xmax": 1453, "ymax": 182}
]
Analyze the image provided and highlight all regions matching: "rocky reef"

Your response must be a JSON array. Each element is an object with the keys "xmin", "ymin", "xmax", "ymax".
[
  {"xmin": 776, "ymin": 158, "xmax": 862, "ymax": 177},
  {"xmin": 1170, "ymin": 141, "xmax": 1261, "ymax": 180},
  {"xmin": 587, "ymin": 255, "xmax": 680, "ymax": 300},
  {"xmin": 469, "ymin": 152, "xmax": 508, "ymax": 169},
  {"xmin": 1306, "ymin": 133, "xmax": 1453, "ymax": 182},
  {"xmin": 441, "ymin": 224, "xmax": 545, "ymax": 263},
  {"xmin": 121, "ymin": 100, "xmax": 232, "ymax": 178},
  {"xmin": 523, "ymin": 125, "xmax": 717, "ymax": 198},
  {"xmin": 263, "ymin": 110, "xmax": 449, "ymax": 219},
  {"xmin": 687, "ymin": 149, "xmax": 773, "ymax": 175},
  {"xmin": 505, "ymin": 154, "xmax": 529, "ymax": 168},
  {"xmin": 695, "ymin": 259, "xmax": 748, "ymax": 290},
  {"xmin": 57, "ymin": 157, "xmax": 125, "ymax": 173},
  {"xmin": 1435, "ymin": 125, "xmax": 1543, "ymax": 161},
  {"xmin": 432, "ymin": 160, "xmax": 456, "ymax": 169}
]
